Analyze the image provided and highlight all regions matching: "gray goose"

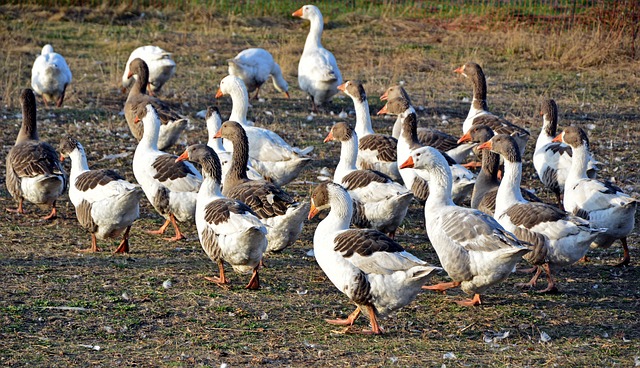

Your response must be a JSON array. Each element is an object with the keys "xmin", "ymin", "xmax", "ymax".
[
  {"xmin": 455, "ymin": 62, "xmax": 530, "ymax": 156},
  {"xmin": 214, "ymin": 121, "xmax": 308, "ymax": 253},
  {"xmin": 458, "ymin": 124, "xmax": 541, "ymax": 216},
  {"xmin": 124, "ymin": 58, "xmax": 188, "ymax": 151},
  {"xmin": 5, "ymin": 88, "xmax": 67, "ymax": 219},
  {"xmin": 59, "ymin": 137, "xmax": 142, "ymax": 253}
]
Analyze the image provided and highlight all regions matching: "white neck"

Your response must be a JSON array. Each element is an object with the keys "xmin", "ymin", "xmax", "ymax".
[
  {"xmin": 333, "ymin": 134, "xmax": 358, "ymax": 183},
  {"xmin": 422, "ymin": 165, "xmax": 455, "ymax": 208},
  {"xmin": 568, "ymin": 144, "xmax": 590, "ymax": 181},
  {"xmin": 353, "ymin": 97, "xmax": 374, "ymax": 137},
  {"xmin": 140, "ymin": 114, "xmax": 160, "ymax": 151},
  {"xmin": 270, "ymin": 64, "xmax": 288, "ymax": 93},
  {"xmin": 227, "ymin": 82, "xmax": 249, "ymax": 125},
  {"xmin": 303, "ymin": 12, "xmax": 324, "ymax": 53},
  {"xmin": 68, "ymin": 147, "xmax": 90, "ymax": 180},
  {"xmin": 206, "ymin": 117, "xmax": 226, "ymax": 153},
  {"xmin": 535, "ymin": 115, "xmax": 555, "ymax": 151},
  {"xmin": 396, "ymin": 108, "xmax": 416, "ymax": 162},
  {"xmin": 317, "ymin": 190, "xmax": 353, "ymax": 236},
  {"xmin": 197, "ymin": 176, "xmax": 223, "ymax": 206},
  {"xmin": 392, "ymin": 116, "xmax": 402, "ymax": 139},
  {"xmin": 495, "ymin": 159, "xmax": 526, "ymax": 216}
]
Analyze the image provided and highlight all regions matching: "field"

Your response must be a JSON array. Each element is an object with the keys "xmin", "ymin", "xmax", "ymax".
[{"xmin": 1, "ymin": 2, "xmax": 639, "ymax": 366}]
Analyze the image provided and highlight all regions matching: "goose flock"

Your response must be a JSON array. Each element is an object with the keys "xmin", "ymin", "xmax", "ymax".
[{"xmin": 7, "ymin": 4, "xmax": 637, "ymax": 335}]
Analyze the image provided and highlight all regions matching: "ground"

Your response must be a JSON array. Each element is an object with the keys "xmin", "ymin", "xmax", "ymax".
[{"xmin": 0, "ymin": 3, "xmax": 639, "ymax": 367}]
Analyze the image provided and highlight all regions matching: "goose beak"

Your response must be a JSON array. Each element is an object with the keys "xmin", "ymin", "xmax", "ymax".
[
  {"xmin": 284, "ymin": 91, "xmax": 290, "ymax": 99},
  {"xmin": 308, "ymin": 204, "xmax": 319, "ymax": 220},
  {"xmin": 337, "ymin": 82, "xmax": 347, "ymax": 92},
  {"xmin": 399, "ymin": 156, "xmax": 414, "ymax": 169},
  {"xmin": 454, "ymin": 65, "xmax": 464, "ymax": 74},
  {"xmin": 292, "ymin": 8, "xmax": 303, "ymax": 17},
  {"xmin": 175, "ymin": 151, "xmax": 189, "ymax": 163},
  {"xmin": 127, "ymin": 71, "xmax": 134, "ymax": 79},
  {"xmin": 477, "ymin": 141, "xmax": 493, "ymax": 150},
  {"xmin": 457, "ymin": 132, "xmax": 472, "ymax": 144},
  {"xmin": 215, "ymin": 88, "xmax": 224, "ymax": 99},
  {"xmin": 552, "ymin": 133, "xmax": 563, "ymax": 143},
  {"xmin": 323, "ymin": 130, "xmax": 334, "ymax": 143},
  {"xmin": 376, "ymin": 104, "xmax": 389, "ymax": 115},
  {"xmin": 134, "ymin": 116, "xmax": 141, "ymax": 124},
  {"xmin": 213, "ymin": 129, "xmax": 222, "ymax": 139},
  {"xmin": 59, "ymin": 154, "xmax": 65, "ymax": 162},
  {"xmin": 380, "ymin": 91, "xmax": 389, "ymax": 101}
]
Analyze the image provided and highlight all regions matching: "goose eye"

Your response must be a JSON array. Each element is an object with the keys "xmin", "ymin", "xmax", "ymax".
[{"xmin": 416, "ymin": 153, "xmax": 421, "ymax": 157}]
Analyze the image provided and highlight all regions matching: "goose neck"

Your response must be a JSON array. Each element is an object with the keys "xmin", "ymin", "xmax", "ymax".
[
  {"xmin": 225, "ymin": 132, "xmax": 250, "ymax": 187},
  {"xmin": 353, "ymin": 97, "xmax": 374, "ymax": 137},
  {"xmin": 69, "ymin": 147, "xmax": 90, "ymax": 179},
  {"xmin": 568, "ymin": 144, "xmax": 590, "ymax": 180},
  {"xmin": 470, "ymin": 71, "xmax": 488, "ymax": 111},
  {"xmin": 423, "ymin": 166, "xmax": 455, "ymax": 208},
  {"xmin": 228, "ymin": 84, "xmax": 249, "ymax": 125},
  {"xmin": 334, "ymin": 134, "xmax": 358, "ymax": 183},
  {"xmin": 18, "ymin": 100, "xmax": 38, "ymax": 143},
  {"xmin": 495, "ymin": 160, "xmax": 525, "ymax": 215},
  {"xmin": 198, "ymin": 177, "xmax": 223, "ymax": 204},
  {"xmin": 140, "ymin": 114, "xmax": 160, "ymax": 151},
  {"xmin": 321, "ymin": 191, "xmax": 353, "ymax": 232},
  {"xmin": 207, "ymin": 120, "xmax": 225, "ymax": 152},
  {"xmin": 304, "ymin": 13, "xmax": 324, "ymax": 53},
  {"xmin": 270, "ymin": 64, "xmax": 288, "ymax": 93}
]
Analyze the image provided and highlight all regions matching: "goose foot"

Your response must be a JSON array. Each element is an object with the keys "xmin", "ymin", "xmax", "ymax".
[
  {"xmin": 42, "ymin": 206, "xmax": 57, "ymax": 220},
  {"xmin": 455, "ymin": 294, "xmax": 482, "ymax": 307},
  {"xmin": 113, "ymin": 227, "xmax": 131, "ymax": 254},
  {"xmin": 80, "ymin": 234, "xmax": 101, "ymax": 253},
  {"xmin": 326, "ymin": 307, "xmax": 361, "ymax": 326},
  {"xmin": 245, "ymin": 268, "xmax": 260, "ymax": 289},
  {"xmin": 613, "ymin": 238, "xmax": 630, "ymax": 267},
  {"xmin": 422, "ymin": 281, "xmax": 461, "ymax": 293}
]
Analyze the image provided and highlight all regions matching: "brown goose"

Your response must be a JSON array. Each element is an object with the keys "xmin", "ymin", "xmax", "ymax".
[
  {"xmin": 59, "ymin": 137, "xmax": 142, "ymax": 253},
  {"xmin": 455, "ymin": 62, "xmax": 530, "ymax": 156},
  {"xmin": 124, "ymin": 58, "xmax": 188, "ymax": 151},
  {"xmin": 5, "ymin": 88, "xmax": 67, "ymax": 219},
  {"xmin": 459, "ymin": 125, "xmax": 541, "ymax": 216},
  {"xmin": 214, "ymin": 121, "xmax": 308, "ymax": 253}
]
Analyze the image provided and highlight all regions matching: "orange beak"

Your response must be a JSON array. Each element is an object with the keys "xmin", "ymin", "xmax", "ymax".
[
  {"xmin": 134, "ymin": 116, "xmax": 141, "ymax": 124},
  {"xmin": 337, "ymin": 82, "xmax": 347, "ymax": 92},
  {"xmin": 284, "ymin": 91, "xmax": 290, "ymax": 99},
  {"xmin": 399, "ymin": 156, "xmax": 414, "ymax": 169},
  {"xmin": 376, "ymin": 104, "xmax": 389, "ymax": 115},
  {"xmin": 127, "ymin": 71, "xmax": 134, "ymax": 79},
  {"xmin": 457, "ymin": 131, "xmax": 472, "ymax": 144},
  {"xmin": 308, "ymin": 203, "xmax": 319, "ymax": 220},
  {"xmin": 477, "ymin": 141, "xmax": 493, "ymax": 150},
  {"xmin": 539, "ymin": 110, "xmax": 544, "ymax": 116},
  {"xmin": 323, "ymin": 130, "xmax": 334, "ymax": 143},
  {"xmin": 454, "ymin": 65, "xmax": 464, "ymax": 74},
  {"xmin": 59, "ymin": 154, "xmax": 65, "ymax": 162},
  {"xmin": 380, "ymin": 91, "xmax": 389, "ymax": 101},
  {"xmin": 175, "ymin": 150, "xmax": 189, "ymax": 163},
  {"xmin": 215, "ymin": 88, "xmax": 224, "ymax": 99},
  {"xmin": 552, "ymin": 133, "xmax": 563, "ymax": 143},
  {"xmin": 214, "ymin": 129, "xmax": 222, "ymax": 139},
  {"xmin": 292, "ymin": 7, "xmax": 303, "ymax": 17}
]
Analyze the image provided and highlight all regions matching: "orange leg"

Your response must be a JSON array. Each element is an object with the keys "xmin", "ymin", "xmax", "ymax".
[
  {"xmin": 455, "ymin": 293, "xmax": 482, "ymax": 307},
  {"xmin": 387, "ymin": 230, "xmax": 396, "ymax": 239},
  {"xmin": 56, "ymin": 84, "xmax": 67, "ymax": 107},
  {"xmin": 537, "ymin": 263, "xmax": 558, "ymax": 294},
  {"xmin": 245, "ymin": 266, "xmax": 260, "ymax": 290},
  {"xmin": 516, "ymin": 266, "xmax": 543, "ymax": 289},
  {"xmin": 462, "ymin": 161, "xmax": 482, "ymax": 169},
  {"xmin": 204, "ymin": 260, "xmax": 229, "ymax": 285},
  {"xmin": 113, "ymin": 226, "xmax": 131, "ymax": 254},
  {"xmin": 6, "ymin": 198, "xmax": 25, "ymax": 214},
  {"xmin": 579, "ymin": 255, "xmax": 591, "ymax": 263},
  {"xmin": 147, "ymin": 218, "xmax": 171, "ymax": 235},
  {"xmin": 326, "ymin": 307, "xmax": 361, "ymax": 326},
  {"xmin": 422, "ymin": 281, "xmax": 461, "ymax": 293},
  {"xmin": 613, "ymin": 237, "xmax": 630, "ymax": 267},
  {"xmin": 41, "ymin": 204, "xmax": 58, "ymax": 220},
  {"xmin": 164, "ymin": 214, "xmax": 185, "ymax": 241},
  {"xmin": 362, "ymin": 306, "xmax": 383, "ymax": 335},
  {"xmin": 516, "ymin": 266, "xmax": 538, "ymax": 274},
  {"xmin": 80, "ymin": 234, "xmax": 101, "ymax": 253}
]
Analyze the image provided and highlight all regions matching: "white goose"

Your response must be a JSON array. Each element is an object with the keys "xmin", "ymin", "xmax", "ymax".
[
  {"xmin": 5, "ymin": 89, "xmax": 67, "ymax": 220},
  {"xmin": 324, "ymin": 122, "xmax": 413, "ymax": 238},
  {"xmin": 122, "ymin": 45, "xmax": 176, "ymax": 95},
  {"xmin": 292, "ymin": 4, "xmax": 342, "ymax": 112},
  {"xmin": 215, "ymin": 75, "xmax": 312, "ymax": 186},
  {"xmin": 555, "ymin": 126, "xmax": 637, "ymax": 267},
  {"xmin": 380, "ymin": 84, "xmax": 476, "ymax": 163},
  {"xmin": 455, "ymin": 62, "xmax": 530, "ymax": 156},
  {"xmin": 399, "ymin": 146, "xmax": 530, "ymax": 306},
  {"xmin": 479, "ymin": 134, "xmax": 605, "ymax": 292},
  {"xmin": 338, "ymin": 80, "xmax": 401, "ymax": 182},
  {"xmin": 205, "ymin": 106, "xmax": 263, "ymax": 183},
  {"xmin": 308, "ymin": 182, "xmax": 440, "ymax": 334},
  {"xmin": 214, "ymin": 121, "xmax": 309, "ymax": 253},
  {"xmin": 533, "ymin": 99, "xmax": 598, "ymax": 207},
  {"xmin": 132, "ymin": 104, "xmax": 202, "ymax": 241},
  {"xmin": 228, "ymin": 48, "xmax": 289, "ymax": 99},
  {"xmin": 31, "ymin": 44, "xmax": 72, "ymax": 107},
  {"xmin": 59, "ymin": 137, "xmax": 142, "ymax": 253},
  {"xmin": 176, "ymin": 144, "xmax": 267, "ymax": 289}
]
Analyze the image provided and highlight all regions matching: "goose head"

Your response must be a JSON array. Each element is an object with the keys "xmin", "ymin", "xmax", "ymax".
[
  {"xmin": 477, "ymin": 134, "xmax": 521, "ymax": 164},
  {"xmin": 292, "ymin": 4, "xmax": 322, "ymax": 21},
  {"xmin": 552, "ymin": 126, "xmax": 590, "ymax": 150}
]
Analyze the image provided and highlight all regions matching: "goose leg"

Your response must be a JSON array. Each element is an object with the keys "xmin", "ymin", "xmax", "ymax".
[
  {"xmin": 113, "ymin": 226, "xmax": 132, "ymax": 254},
  {"xmin": 164, "ymin": 214, "xmax": 185, "ymax": 241},
  {"xmin": 6, "ymin": 198, "xmax": 25, "ymax": 214},
  {"xmin": 613, "ymin": 237, "xmax": 630, "ymax": 267},
  {"xmin": 309, "ymin": 95, "xmax": 319, "ymax": 114},
  {"xmin": 252, "ymin": 87, "xmax": 261, "ymax": 100},
  {"xmin": 537, "ymin": 263, "xmax": 558, "ymax": 293},
  {"xmin": 362, "ymin": 306, "xmax": 383, "ymax": 335},
  {"xmin": 516, "ymin": 266, "xmax": 543, "ymax": 289},
  {"xmin": 147, "ymin": 218, "xmax": 171, "ymax": 235},
  {"xmin": 455, "ymin": 293, "xmax": 482, "ymax": 307},
  {"xmin": 205, "ymin": 260, "xmax": 229, "ymax": 285},
  {"xmin": 42, "ymin": 204, "xmax": 58, "ymax": 220},
  {"xmin": 80, "ymin": 234, "xmax": 101, "ymax": 253},
  {"xmin": 245, "ymin": 266, "xmax": 260, "ymax": 289},
  {"xmin": 422, "ymin": 281, "xmax": 461, "ymax": 292},
  {"xmin": 326, "ymin": 307, "xmax": 361, "ymax": 326},
  {"xmin": 462, "ymin": 161, "xmax": 482, "ymax": 169},
  {"xmin": 56, "ymin": 84, "xmax": 67, "ymax": 107}
]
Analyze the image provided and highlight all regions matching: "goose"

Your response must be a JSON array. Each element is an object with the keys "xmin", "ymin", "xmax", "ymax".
[
  {"xmin": 132, "ymin": 104, "xmax": 202, "ymax": 241},
  {"xmin": 5, "ymin": 89, "xmax": 67, "ymax": 219},
  {"xmin": 176, "ymin": 144, "xmax": 267, "ymax": 289},
  {"xmin": 380, "ymin": 85, "xmax": 476, "ymax": 163},
  {"xmin": 124, "ymin": 58, "xmax": 188, "ymax": 151},
  {"xmin": 379, "ymin": 97, "xmax": 476, "ymax": 204},
  {"xmin": 205, "ymin": 106, "xmax": 263, "ymax": 183},
  {"xmin": 59, "ymin": 137, "xmax": 142, "ymax": 253},
  {"xmin": 228, "ymin": 48, "xmax": 289, "ymax": 99},
  {"xmin": 292, "ymin": 4, "xmax": 342, "ymax": 112},
  {"xmin": 338, "ymin": 80, "xmax": 401, "ymax": 182},
  {"xmin": 454, "ymin": 62, "xmax": 530, "ymax": 156},
  {"xmin": 324, "ymin": 122, "xmax": 413, "ymax": 238},
  {"xmin": 533, "ymin": 99, "xmax": 598, "ymax": 207},
  {"xmin": 399, "ymin": 146, "xmax": 530, "ymax": 306},
  {"xmin": 308, "ymin": 182, "xmax": 440, "ymax": 334},
  {"xmin": 215, "ymin": 75, "xmax": 312, "ymax": 186},
  {"xmin": 31, "ymin": 44, "xmax": 72, "ymax": 107},
  {"xmin": 459, "ymin": 124, "xmax": 541, "ymax": 216},
  {"xmin": 554, "ymin": 126, "xmax": 637, "ymax": 267},
  {"xmin": 478, "ymin": 134, "xmax": 606, "ymax": 292},
  {"xmin": 122, "ymin": 45, "xmax": 176, "ymax": 95},
  {"xmin": 214, "ymin": 121, "xmax": 309, "ymax": 253}
]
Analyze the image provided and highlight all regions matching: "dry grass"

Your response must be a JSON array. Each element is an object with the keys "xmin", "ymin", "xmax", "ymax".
[{"xmin": 0, "ymin": 3, "xmax": 639, "ymax": 367}]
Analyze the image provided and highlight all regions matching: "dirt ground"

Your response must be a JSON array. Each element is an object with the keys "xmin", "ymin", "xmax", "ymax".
[{"xmin": 0, "ymin": 4, "xmax": 638, "ymax": 367}]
